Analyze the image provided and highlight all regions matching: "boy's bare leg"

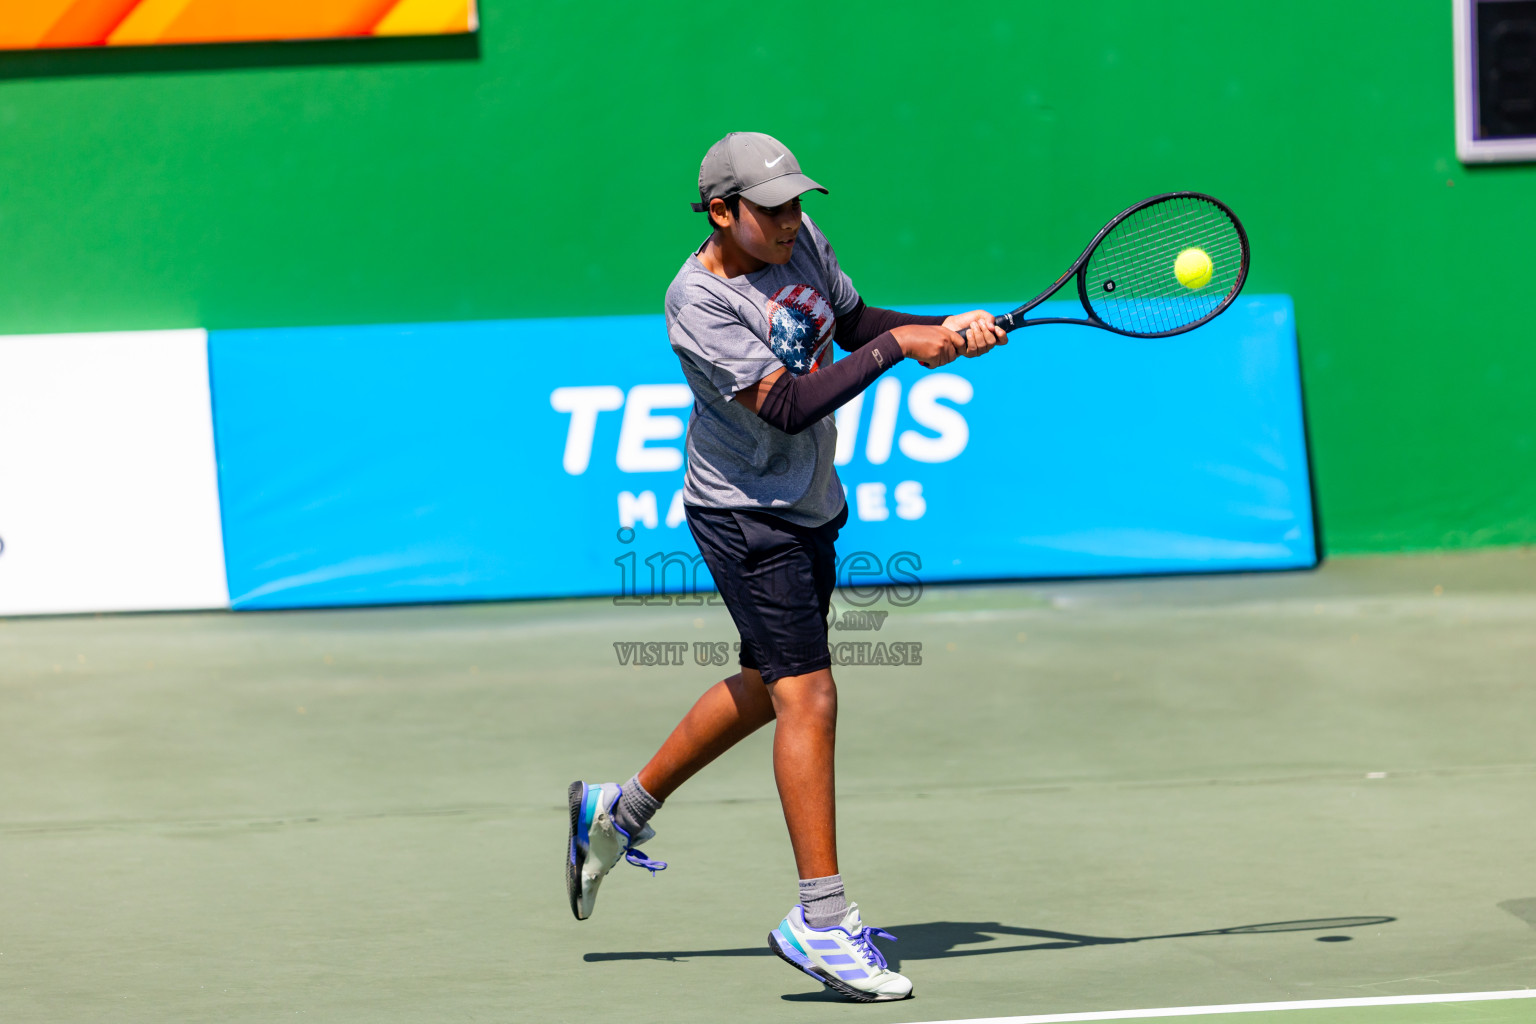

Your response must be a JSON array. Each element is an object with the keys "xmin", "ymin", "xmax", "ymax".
[
  {"xmin": 633, "ymin": 664, "xmax": 839, "ymax": 879},
  {"xmin": 767, "ymin": 667, "xmax": 838, "ymax": 879},
  {"xmin": 573, "ymin": 670, "xmax": 779, "ymax": 922},
  {"xmin": 631, "ymin": 665, "xmax": 839, "ymax": 878},
  {"xmin": 637, "ymin": 668, "xmax": 776, "ymax": 800}
]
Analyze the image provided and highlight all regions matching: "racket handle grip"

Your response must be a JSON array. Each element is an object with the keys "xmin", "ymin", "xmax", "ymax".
[{"xmin": 955, "ymin": 313, "xmax": 1018, "ymax": 347}]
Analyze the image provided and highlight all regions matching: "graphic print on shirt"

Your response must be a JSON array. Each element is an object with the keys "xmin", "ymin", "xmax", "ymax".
[{"xmin": 766, "ymin": 284, "xmax": 834, "ymax": 376}]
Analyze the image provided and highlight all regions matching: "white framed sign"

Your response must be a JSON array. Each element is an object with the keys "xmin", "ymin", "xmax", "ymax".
[
  {"xmin": 0, "ymin": 330, "xmax": 229, "ymax": 616},
  {"xmin": 1455, "ymin": 0, "xmax": 1536, "ymax": 163}
]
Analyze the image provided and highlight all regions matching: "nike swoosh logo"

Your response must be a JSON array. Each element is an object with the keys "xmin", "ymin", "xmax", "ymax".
[{"xmin": 765, "ymin": 153, "xmax": 785, "ymax": 168}]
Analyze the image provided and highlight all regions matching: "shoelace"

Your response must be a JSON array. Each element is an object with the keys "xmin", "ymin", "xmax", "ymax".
[
  {"xmin": 850, "ymin": 926, "xmax": 897, "ymax": 970},
  {"xmin": 609, "ymin": 808, "xmax": 665, "ymax": 875},
  {"xmin": 624, "ymin": 847, "xmax": 667, "ymax": 875}
]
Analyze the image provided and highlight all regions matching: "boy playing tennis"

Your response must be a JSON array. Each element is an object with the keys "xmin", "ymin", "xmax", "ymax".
[{"xmin": 566, "ymin": 131, "xmax": 1005, "ymax": 1002}]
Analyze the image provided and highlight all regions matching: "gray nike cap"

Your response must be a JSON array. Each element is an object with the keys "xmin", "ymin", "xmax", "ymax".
[{"xmin": 690, "ymin": 132, "xmax": 827, "ymax": 212}]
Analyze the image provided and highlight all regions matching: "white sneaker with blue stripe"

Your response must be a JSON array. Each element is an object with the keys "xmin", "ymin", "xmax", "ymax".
[
  {"xmin": 767, "ymin": 903, "xmax": 912, "ymax": 1001},
  {"xmin": 565, "ymin": 780, "xmax": 666, "ymax": 921}
]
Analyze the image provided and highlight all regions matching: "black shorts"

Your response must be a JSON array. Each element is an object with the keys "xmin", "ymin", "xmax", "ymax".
[{"xmin": 685, "ymin": 503, "xmax": 849, "ymax": 684}]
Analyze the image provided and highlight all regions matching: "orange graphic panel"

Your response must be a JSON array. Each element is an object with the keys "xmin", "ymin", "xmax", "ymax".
[
  {"xmin": 39, "ymin": 0, "xmax": 144, "ymax": 47},
  {"xmin": 0, "ymin": 0, "xmax": 476, "ymax": 49},
  {"xmin": 0, "ymin": 0, "xmax": 80, "ymax": 48}
]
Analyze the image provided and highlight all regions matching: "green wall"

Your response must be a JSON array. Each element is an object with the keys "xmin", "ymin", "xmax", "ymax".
[{"xmin": 0, "ymin": 2, "xmax": 1531, "ymax": 554}]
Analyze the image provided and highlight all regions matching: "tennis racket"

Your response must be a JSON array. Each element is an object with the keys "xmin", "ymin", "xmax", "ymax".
[{"xmin": 960, "ymin": 191, "xmax": 1250, "ymax": 345}]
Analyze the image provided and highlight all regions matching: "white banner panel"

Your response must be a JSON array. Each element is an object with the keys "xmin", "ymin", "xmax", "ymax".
[{"xmin": 0, "ymin": 330, "xmax": 229, "ymax": 615}]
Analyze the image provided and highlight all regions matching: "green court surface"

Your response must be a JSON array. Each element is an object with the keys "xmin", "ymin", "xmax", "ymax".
[{"xmin": 2, "ymin": 549, "xmax": 1534, "ymax": 1024}]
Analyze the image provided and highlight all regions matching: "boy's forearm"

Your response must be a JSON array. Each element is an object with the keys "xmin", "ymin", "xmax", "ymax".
[
  {"xmin": 756, "ymin": 333, "xmax": 905, "ymax": 435},
  {"xmin": 833, "ymin": 300, "xmax": 947, "ymax": 351}
]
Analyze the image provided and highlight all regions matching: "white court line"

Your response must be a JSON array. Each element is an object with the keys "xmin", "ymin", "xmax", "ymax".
[{"xmin": 899, "ymin": 988, "xmax": 1536, "ymax": 1024}]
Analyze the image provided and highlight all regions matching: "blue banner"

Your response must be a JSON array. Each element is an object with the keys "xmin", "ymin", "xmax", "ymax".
[{"xmin": 209, "ymin": 296, "xmax": 1314, "ymax": 610}]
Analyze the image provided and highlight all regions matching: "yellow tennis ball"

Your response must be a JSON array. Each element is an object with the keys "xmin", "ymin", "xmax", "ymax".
[{"xmin": 1175, "ymin": 247, "xmax": 1213, "ymax": 289}]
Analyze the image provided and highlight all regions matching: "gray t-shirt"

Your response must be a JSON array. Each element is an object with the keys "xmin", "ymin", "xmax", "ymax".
[{"xmin": 665, "ymin": 214, "xmax": 861, "ymax": 527}]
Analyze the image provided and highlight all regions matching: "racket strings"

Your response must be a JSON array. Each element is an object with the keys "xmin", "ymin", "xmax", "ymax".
[
  {"xmin": 1100, "ymin": 232, "xmax": 1243, "ymax": 297},
  {"xmin": 1099, "ymin": 209, "xmax": 1242, "ymax": 291},
  {"xmin": 1091, "ymin": 206, "xmax": 1241, "ymax": 329},
  {"xmin": 1083, "ymin": 196, "xmax": 1246, "ymax": 335},
  {"xmin": 1088, "ymin": 209, "xmax": 1242, "ymax": 333},
  {"xmin": 1097, "ymin": 203, "xmax": 1243, "ymax": 288}
]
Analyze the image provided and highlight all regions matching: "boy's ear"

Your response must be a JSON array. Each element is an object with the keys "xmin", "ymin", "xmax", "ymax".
[{"xmin": 708, "ymin": 197, "xmax": 732, "ymax": 232}]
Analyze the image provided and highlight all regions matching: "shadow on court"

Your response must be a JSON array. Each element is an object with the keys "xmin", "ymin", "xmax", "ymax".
[{"xmin": 584, "ymin": 915, "xmax": 1397, "ymax": 976}]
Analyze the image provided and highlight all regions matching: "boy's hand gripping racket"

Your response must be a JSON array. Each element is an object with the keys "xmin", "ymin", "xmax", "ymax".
[{"xmin": 961, "ymin": 191, "xmax": 1250, "ymax": 345}]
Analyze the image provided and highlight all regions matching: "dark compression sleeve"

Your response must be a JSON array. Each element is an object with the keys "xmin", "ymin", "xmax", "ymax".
[
  {"xmin": 755, "ymin": 333, "xmax": 905, "ymax": 435},
  {"xmin": 834, "ymin": 299, "xmax": 947, "ymax": 351}
]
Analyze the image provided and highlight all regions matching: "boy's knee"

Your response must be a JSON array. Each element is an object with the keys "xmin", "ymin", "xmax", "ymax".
[{"xmin": 771, "ymin": 670, "xmax": 837, "ymax": 721}]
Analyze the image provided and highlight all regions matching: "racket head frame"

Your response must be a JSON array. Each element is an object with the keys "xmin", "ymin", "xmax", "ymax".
[{"xmin": 994, "ymin": 191, "xmax": 1250, "ymax": 339}]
